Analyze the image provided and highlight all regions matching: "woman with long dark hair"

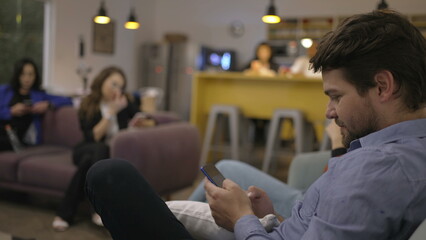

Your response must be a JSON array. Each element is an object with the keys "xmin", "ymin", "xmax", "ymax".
[{"xmin": 0, "ymin": 58, "xmax": 72, "ymax": 151}]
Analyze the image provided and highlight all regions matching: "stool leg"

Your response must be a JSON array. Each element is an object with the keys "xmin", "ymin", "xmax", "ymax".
[
  {"xmin": 213, "ymin": 115, "xmax": 226, "ymax": 161},
  {"xmin": 293, "ymin": 114, "xmax": 304, "ymax": 154},
  {"xmin": 262, "ymin": 115, "xmax": 281, "ymax": 173},
  {"xmin": 229, "ymin": 111, "xmax": 239, "ymax": 160},
  {"xmin": 240, "ymin": 115, "xmax": 253, "ymax": 163},
  {"xmin": 200, "ymin": 111, "xmax": 218, "ymax": 166}
]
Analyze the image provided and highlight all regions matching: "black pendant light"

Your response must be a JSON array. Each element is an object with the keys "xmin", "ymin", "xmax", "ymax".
[
  {"xmin": 94, "ymin": 0, "xmax": 110, "ymax": 24},
  {"xmin": 377, "ymin": 0, "xmax": 389, "ymax": 10},
  {"xmin": 124, "ymin": 8, "xmax": 140, "ymax": 30},
  {"xmin": 262, "ymin": 0, "xmax": 281, "ymax": 24}
]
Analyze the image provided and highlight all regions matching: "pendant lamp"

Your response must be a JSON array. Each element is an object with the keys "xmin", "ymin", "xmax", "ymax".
[
  {"xmin": 262, "ymin": 0, "xmax": 281, "ymax": 24},
  {"xmin": 377, "ymin": 0, "xmax": 389, "ymax": 10},
  {"xmin": 124, "ymin": 8, "xmax": 140, "ymax": 30},
  {"xmin": 94, "ymin": 0, "xmax": 110, "ymax": 24}
]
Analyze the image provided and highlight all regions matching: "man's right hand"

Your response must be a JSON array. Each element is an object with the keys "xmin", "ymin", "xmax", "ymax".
[
  {"xmin": 11, "ymin": 103, "xmax": 30, "ymax": 116},
  {"xmin": 205, "ymin": 178, "xmax": 254, "ymax": 232}
]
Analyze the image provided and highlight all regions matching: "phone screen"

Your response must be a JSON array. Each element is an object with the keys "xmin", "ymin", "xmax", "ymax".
[{"xmin": 200, "ymin": 164, "xmax": 226, "ymax": 188}]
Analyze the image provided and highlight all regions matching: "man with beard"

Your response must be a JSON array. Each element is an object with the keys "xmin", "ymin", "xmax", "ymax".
[{"xmin": 85, "ymin": 10, "xmax": 426, "ymax": 239}]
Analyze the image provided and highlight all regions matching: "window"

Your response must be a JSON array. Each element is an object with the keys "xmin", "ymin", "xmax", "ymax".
[{"xmin": 0, "ymin": 0, "xmax": 45, "ymax": 85}]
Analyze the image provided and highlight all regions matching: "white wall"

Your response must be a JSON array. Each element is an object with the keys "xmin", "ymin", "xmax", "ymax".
[
  {"xmin": 48, "ymin": 0, "xmax": 426, "ymax": 93},
  {"xmin": 151, "ymin": 0, "xmax": 426, "ymax": 70},
  {"xmin": 48, "ymin": 0, "xmax": 155, "ymax": 94}
]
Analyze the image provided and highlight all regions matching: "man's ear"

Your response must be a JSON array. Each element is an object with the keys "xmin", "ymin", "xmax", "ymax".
[{"xmin": 374, "ymin": 70, "xmax": 396, "ymax": 102}]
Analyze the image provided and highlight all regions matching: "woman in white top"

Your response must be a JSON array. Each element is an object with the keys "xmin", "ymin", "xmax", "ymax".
[{"xmin": 52, "ymin": 66, "xmax": 153, "ymax": 231}]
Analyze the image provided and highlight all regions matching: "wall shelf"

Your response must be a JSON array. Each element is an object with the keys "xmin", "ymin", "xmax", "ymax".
[
  {"xmin": 267, "ymin": 14, "xmax": 426, "ymax": 40},
  {"xmin": 410, "ymin": 14, "xmax": 426, "ymax": 38}
]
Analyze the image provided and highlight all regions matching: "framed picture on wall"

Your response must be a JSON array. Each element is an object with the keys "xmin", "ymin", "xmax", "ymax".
[{"xmin": 93, "ymin": 21, "xmax": 115, "ymax": 54}]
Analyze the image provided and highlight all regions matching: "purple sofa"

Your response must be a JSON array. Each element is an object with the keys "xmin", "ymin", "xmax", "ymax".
[{"xmin": 0, "ymin": 106, "xmax": 201, "ymax": 198}]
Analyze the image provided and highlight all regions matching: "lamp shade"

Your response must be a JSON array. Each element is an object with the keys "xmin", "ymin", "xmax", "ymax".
[
  {"xmin": 124, "ymin": 8, "xmax": 140, "ymax": 29},
  {"xmin": 262, "ymin": 0, "xmax": 281, "ymax": 24},
  {"xmin": 94, "ymin": 1, "xmax": 110, "ymax": 24}
]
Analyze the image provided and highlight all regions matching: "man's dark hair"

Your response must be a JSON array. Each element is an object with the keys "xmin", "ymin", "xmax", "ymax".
[
  {"xmin": 10, "ymin": 58, "xmax": 42, "ymax": 92},
  {"xmin": 310, "ymin": 10, "xmax": 426, "ymax": 110}
]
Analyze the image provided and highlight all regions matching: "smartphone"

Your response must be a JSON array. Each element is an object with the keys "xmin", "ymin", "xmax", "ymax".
[
  {"xmin": 133, "ymin": 112, "xmax": 149, "ymax": 120},
  {"xmin": 200, "ymin": 164, "xmax": 226, "ymax": 188},
  {"xmin": 23, "ymin": 99, "xmax": 32, "ymax": 106}
]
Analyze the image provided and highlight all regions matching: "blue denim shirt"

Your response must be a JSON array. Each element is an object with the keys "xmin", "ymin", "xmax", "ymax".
[{"xmin": 235, "ymin": 118, "xmax": 426, "ymax": 239}]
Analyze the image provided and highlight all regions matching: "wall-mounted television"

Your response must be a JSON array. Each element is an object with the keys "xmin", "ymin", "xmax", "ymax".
[{"xmin": 198, "ymin": 46, "xmax": 237, "ymax": 71}]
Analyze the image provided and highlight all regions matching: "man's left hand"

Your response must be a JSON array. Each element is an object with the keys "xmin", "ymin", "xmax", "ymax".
[
  {"xmin": 247, "ymin": 186, "xmax": 275, "ymax": 218},
  {"xmin": 204, "ymin": 178, "xmax": 254, "ymax": 232}
]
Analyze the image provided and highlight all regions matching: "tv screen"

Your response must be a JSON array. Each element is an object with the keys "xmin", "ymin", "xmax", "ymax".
[{"xmin": 199, "ymin": 47, "xmax": 236, "ymax": 71}]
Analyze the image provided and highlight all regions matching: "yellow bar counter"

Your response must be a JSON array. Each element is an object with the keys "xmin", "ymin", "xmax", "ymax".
[{"xmin": 190, "ymin": 72, "xmax": 329, "ymax": 143}]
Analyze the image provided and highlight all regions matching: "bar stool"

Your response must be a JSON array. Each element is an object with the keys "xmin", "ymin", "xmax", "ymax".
[
  {"xmin": 262, "ymin": 109, "xmax": 314, "ymax": 173},
  {"xmin": 199, "ymin": 105, "xmax": 248, "ymax": 167}
]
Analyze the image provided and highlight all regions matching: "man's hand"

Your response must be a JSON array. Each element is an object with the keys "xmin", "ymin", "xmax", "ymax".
[
  {"xmin": 204, "ymin": 178, "xmax": 254, "ymax": 232},
  {"xmin": 11, "ymin": 103, "xmax": 31, "ymax": 116},
  {"xmin": 326, "ymin": 119, "xmax": 344, "ymax": 149},
  {"xmin": 31, "ymin": 101, "xmax": 50, "ymax": 114},
  {"xmin": 247, "ymin": 186, "xmax": 275, "ymax": 218}
]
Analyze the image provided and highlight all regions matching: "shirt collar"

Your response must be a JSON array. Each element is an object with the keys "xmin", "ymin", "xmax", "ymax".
[{"xmin": 347, "ymin": 118, "xmax": 426, "ymax": 152}]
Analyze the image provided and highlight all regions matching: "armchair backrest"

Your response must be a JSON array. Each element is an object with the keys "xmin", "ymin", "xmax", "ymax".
[
  {"xmin": 287, "ymin": 151, "xmax": 330, "ymax": 191},
  {"xmin": 150, "ymin": 111, "xmax": 181, "ymax": 125},
  {"xmin": 110, "ymin": 122, "xmax": 200, "ymax": 195}
]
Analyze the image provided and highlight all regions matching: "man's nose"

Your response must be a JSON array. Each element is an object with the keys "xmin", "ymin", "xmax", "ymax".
[{"xmin": 325, "ymin": 103, "xmax": 336, "ymax": 119}]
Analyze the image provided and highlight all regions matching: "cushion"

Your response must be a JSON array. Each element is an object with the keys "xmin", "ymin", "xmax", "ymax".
[
  {"xmin": 287, "ymin": 150, "xmax": 330, "ymax": 191},
  {"xmin": 0, "ymin": 145, "xmax": 69, "ymax": 182},
  {"xmin": 18, "ymin": 150, "xmax": 76, "ymax": 191},
  {"xmin": 166, "ymin": 200, "xmax": 234, "ymax": 240},
  {"xmin": 167, "ymin": 200, "xmax": 280, "ymax": 240}
]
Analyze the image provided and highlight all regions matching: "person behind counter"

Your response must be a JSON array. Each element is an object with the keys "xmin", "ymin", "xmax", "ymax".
[
  {"xmin": 243, "ymin": 42, "xmax": 281, "ymax": 143},
  {"xmin": 243, "ymin": 42, "xmax": 279, "ymax": 77},
  {"xmin": 0, "ymin": 58, "xmax": 72, "ymax": 151},
  {"xmin": 288, "ymin": 40, "xmax": 322, "ymax": 78},
  {"xmin": 52, "ymin": 66, "xmax": 155, "ymax": 231}
]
